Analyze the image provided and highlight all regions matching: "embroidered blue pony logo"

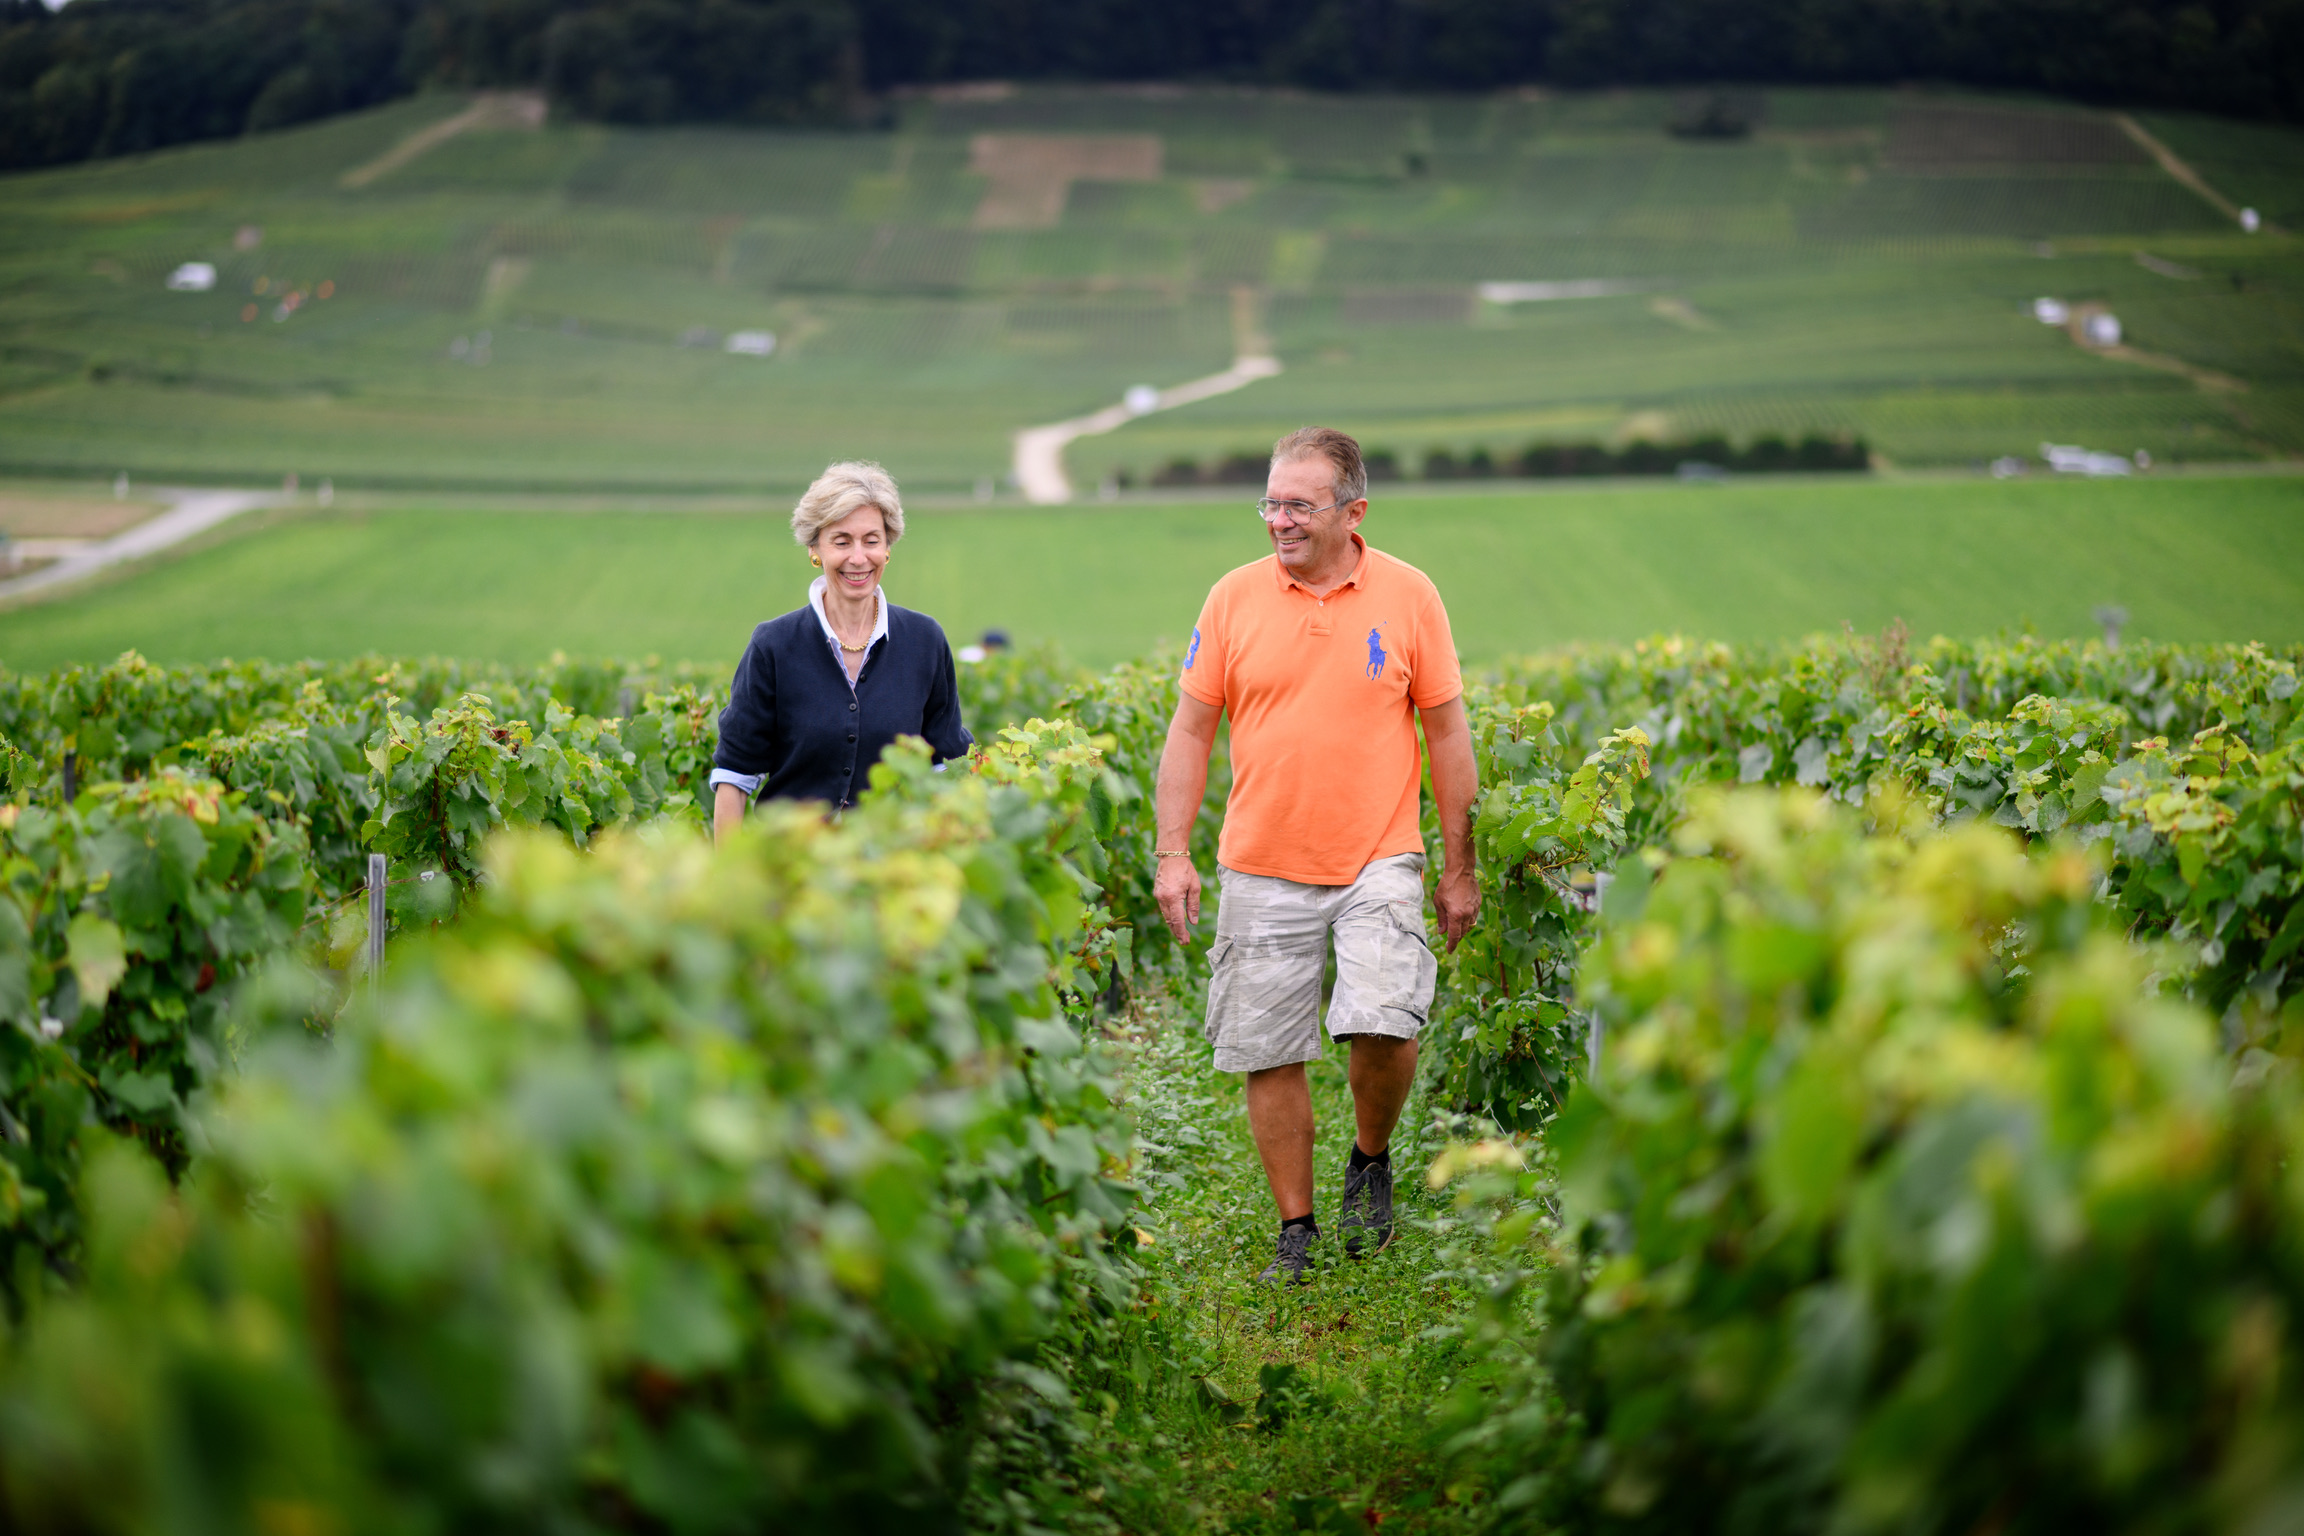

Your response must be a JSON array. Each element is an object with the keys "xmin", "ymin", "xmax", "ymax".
[
  {"xmin": 1185, "ymin": 627, "xmax": 1202, "ymax": 669},
  {"xmin": 1365, "ymin": 628, "xmax": 1387, "ymax": 679}
]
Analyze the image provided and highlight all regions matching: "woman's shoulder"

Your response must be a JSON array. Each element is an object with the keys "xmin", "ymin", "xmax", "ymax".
[
  {"xmin": 885, "ymin": 604, "xmax": 950, "ymax": 644},
  {"xmin": 746, "ymin": 606, "xmax": 818, "ymax": 649}
]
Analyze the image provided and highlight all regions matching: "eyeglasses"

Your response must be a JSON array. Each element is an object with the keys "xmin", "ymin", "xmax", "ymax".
[{"xmin": 1253, "ymin": 498, "xmax": 1345, "ymax": 524}]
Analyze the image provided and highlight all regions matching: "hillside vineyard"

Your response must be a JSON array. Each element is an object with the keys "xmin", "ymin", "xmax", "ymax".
[{"xmin": 0, "ymin": 85, "xmax": 2291, "ymax": 494}]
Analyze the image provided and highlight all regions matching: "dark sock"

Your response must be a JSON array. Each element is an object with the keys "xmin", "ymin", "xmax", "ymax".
[
  {"xmin": 1348, "ymin": 1142, "xmax": 1390, "ymax": 1171},
  {"xmin": 1282, "ymin": 1214, "xmax": 1318, "ymax": 1236}
]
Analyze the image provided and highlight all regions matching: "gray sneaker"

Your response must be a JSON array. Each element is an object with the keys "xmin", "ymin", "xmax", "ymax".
[
  {"xmin": 1340, "ymin": 1157, "xmax": 1395, "ymax": 1259},
  {"xmin": 1258, "ymin": 1222, "xmax": 1319, "ymax": 1284}
]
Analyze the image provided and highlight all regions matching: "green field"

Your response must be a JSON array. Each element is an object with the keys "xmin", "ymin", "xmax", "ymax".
[
  {"xmin": 1, "ymin": 472, "xmax": 2295, "ymax": 673},
  {"xmin": 1, "ymin": 85, "xmax": 2299, "ymax": 498}
]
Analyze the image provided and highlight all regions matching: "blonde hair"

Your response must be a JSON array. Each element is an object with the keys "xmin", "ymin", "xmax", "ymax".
[{"xmin": 791, "ymin": 460, "xmax": 905, "ymax": 548}]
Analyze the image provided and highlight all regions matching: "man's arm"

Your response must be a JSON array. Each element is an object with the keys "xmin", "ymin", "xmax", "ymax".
[
  {"xmin": 1153, "ymin": 692, "xmax": 1223, "ymax": 944},
  {"xmin": 1419, "ymin": 695, "xmax": 1481, "ymax": 952}
]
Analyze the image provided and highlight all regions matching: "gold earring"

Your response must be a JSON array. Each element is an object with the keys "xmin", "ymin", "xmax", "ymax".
[{"xmin": 810, "ymin": 554, "xmax": 821, "ymax": 568}]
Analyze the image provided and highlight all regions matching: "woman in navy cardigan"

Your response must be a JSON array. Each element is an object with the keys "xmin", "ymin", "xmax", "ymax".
[{"xmin": 709, "ymin": 461, "xmax": 972, "ymax": 835}]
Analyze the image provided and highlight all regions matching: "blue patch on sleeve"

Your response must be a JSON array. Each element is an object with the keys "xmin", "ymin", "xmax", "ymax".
[{"xmin": 1185, "ymin": 627, "xmax": 1202, "ymax": 669}]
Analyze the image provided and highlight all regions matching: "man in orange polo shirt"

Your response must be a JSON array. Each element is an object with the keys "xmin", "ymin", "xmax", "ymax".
[{"xmin": 1153, "ymin": 426, "xmax": 1480, "ymax": 1284}]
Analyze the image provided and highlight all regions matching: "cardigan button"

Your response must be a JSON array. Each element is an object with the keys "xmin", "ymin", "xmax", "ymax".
[
  {"xmin": 847, "ymin": 732, "xmax": 856, "ymax": 742},
  {"xmin": 848, "ymin": 701, "xmax": 857, "ymax": 712}
]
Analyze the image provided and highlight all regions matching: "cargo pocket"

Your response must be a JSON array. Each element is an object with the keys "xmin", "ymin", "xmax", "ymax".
[
  {"xmin": 1202, "ymin": 935, "xmax": 1236, "ymax": 1044},
  {"xmin": 1328, "ymin": 901, "xmax": 1437, "ymax": 1035},
  {"xmin": 1379, "ymin": 902, "xmax": 1439, "ymax": 1025}
]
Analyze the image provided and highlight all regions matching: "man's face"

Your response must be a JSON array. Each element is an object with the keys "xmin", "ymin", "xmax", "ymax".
[{"xmin": 1262, "ymin": 455, "xmax": 1365, "ymax": 578}]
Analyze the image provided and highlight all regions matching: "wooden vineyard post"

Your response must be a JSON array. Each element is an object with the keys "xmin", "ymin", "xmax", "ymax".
[
  {"xmin": 1587, "ymin": 871, "xmax": 1613, "ymax": 1079},
  {"xmin": 366, "ymin": 854, "xmax": 387, "ymax": 1000},
  {"xmin": 60, "ymin": 750, "xmax": 76, "ymax": 803}
]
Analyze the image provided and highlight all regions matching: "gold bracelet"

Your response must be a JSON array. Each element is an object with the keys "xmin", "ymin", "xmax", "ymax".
[{"xmin": 1153, "ymin": 849, "xmax": 1192, "ymax": 858}]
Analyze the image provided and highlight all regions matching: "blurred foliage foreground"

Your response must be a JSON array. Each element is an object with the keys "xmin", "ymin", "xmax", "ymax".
[{"xmin": 0, "ymin": 630, "xmax": 2296, "ymax": 1531}]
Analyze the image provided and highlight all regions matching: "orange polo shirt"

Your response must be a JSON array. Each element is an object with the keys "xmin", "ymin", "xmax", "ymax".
[{"xmin": 1180, "ymin": 534, "xmax": 1462, "ymax": 885}]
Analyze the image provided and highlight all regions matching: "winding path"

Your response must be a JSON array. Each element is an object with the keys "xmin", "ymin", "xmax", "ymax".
[
  {"xmin": 1011, "ymin": 354, "xmax": 1284, "ymax": 505},
  {"xmin": 341, "ymin": 92, "xmax": 547, "ymax": 190},
  {"xmin": 1012, "ymin": 284, "xmax": 1285, "ymax": 504},
  {"xmin": 0, "ymin": 488, "xmax": 279, "ymax": 605},
  {"xmin": 2115, "ymin": 114, "xmax": 2274, "ymax": 232}
]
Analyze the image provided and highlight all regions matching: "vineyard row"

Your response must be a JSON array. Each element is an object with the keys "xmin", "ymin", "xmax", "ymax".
[{"xmin": 0, "ymin": 630, "xmax": 2294, "ymax": 1530}]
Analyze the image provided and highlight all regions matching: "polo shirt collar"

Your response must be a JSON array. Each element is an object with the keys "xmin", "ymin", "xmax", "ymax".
[
  {"xmin": 1272, "ymin": 532, "xmax": 1370, "ymax": 594},
  {"xmin": 807, "ymin": 574, "xmax": 889, "ymax": 654}
]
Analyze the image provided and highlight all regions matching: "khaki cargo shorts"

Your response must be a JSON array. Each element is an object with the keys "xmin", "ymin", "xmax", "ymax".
[{"xmin": 1203, "ymin": 852, "xmax": 1439, "ymax": 1074}]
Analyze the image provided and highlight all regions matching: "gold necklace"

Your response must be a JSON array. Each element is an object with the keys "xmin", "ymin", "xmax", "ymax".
[{"xmin": 828, "ymin": 602, "xmax": 873, "ymax": 653}]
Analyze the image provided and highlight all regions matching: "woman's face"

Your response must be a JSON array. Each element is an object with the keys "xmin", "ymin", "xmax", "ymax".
[{"xmin": 814, "ymin": 504, "xmax": 891, "ymax": 601}]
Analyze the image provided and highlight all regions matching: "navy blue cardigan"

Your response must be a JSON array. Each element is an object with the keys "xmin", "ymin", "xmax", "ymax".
[{"xmin": 714, "ymin": 603, "xmax": 973, "ymax": 810}]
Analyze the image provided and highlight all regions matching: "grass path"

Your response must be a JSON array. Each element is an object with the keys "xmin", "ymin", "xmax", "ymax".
[
  {"xmin": 1096, "ymin": 997, "xmax": 1507, "ymax": 1533},
  {"xmin": 0, "ymin": 487, "xmax": 277, "ymax": 603},
  {"xmin": 337, "ymin": 90, "xmax": 546, "ymax": 189}
]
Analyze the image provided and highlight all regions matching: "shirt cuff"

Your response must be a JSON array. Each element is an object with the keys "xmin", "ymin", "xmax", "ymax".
[{"xmin": 708, "ymin": 768, "xmax": 763, "ymax": 797}]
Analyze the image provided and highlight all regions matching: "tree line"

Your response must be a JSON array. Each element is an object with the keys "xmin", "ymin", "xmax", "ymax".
[{"xmin": 1, "ymin": 0, "xmax": 2296, "ymax": 171}]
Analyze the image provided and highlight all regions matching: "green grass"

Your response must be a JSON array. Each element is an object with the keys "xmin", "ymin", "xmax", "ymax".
[
  {"xmin": 1091, "ymin": 994, "xmax": 1497, "ymax": 1533},
  {"xmin": 2, "ymin": 85, "xmax": 2299, "ymax": 496},
  {"xmin": 2, "ymin": 474, "xmax": 2295, "ymax": 675}
]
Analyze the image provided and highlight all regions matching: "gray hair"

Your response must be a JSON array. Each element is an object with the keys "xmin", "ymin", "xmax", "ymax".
[
  {"xmin": 791, "ymin": 460, "xmax": 905, "ymax": 548},
  {"xmin": 1270, "ymin": 426, "xmax": 1368, "ymax": 507}
]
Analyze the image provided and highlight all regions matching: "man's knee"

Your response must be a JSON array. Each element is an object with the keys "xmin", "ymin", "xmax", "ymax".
[
  {"xmin": 1348, "ymin": 1036, "xmax": 1418, "ymax": 1096},
  {"xmin": 1243, "ymin": 1062, "xmax": 1312, "ymax": 1129}
]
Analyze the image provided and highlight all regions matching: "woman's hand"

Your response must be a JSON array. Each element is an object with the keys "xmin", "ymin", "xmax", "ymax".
[{"xmin": 713, "ymin": 782, "xmax": 749, "ymax": 843}]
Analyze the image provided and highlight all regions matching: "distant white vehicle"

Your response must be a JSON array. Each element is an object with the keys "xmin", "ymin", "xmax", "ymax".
[
  {"xmin": 2241, "ymin": 207, "xmax": 2262, "ymax": 233},
  {"xmin": 1123, "ymin": 384, "xmax": 1160, "ymax": 414},
  {"xmin": 167, "ymin": 262, "xmax": 217, "ymax": 292},
  {"xmin": 1478, "ymin": 279, "xmax": 1640, "ymax": 303},
  {"xmin": 723, "ymin": 330, "xmax": 775, "ymax": 356},
  {"xmin": 2040, "ymin": 442, "xmax": 2132, "ymax": 477},
  {"xmin": 2083, "ymin": 312, "xmax": 2122, "ymax": 346},
  {"xmin": 2032, "ymin": 297, "xmax": 2069, "ymax": 324}
]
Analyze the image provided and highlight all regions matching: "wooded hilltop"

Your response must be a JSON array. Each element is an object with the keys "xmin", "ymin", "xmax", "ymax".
[{"xmin": 2, "ymin": 0, "xmax": 2299, "ymax": 170}]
